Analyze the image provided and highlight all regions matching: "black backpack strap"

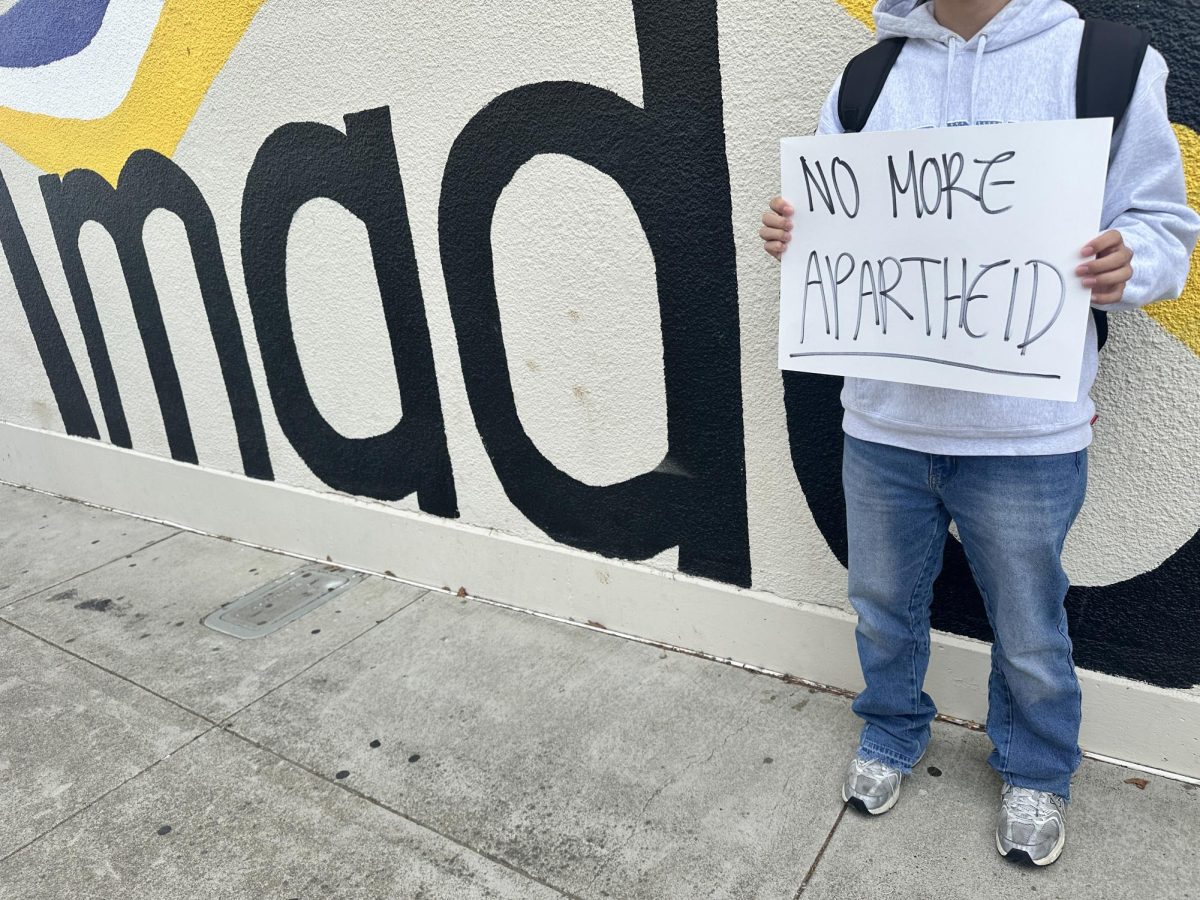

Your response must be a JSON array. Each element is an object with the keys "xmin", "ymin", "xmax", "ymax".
[
  {"xmin": 1077, "ymin": 19, "xmax": 1150, "ymax": 130},
  {"xmin": 1092, "ymin": 303, "xmax": 1110, "ymax": 350},
  {"xmin": 838, "ymin": 37, "xmax": 907, "ymax": 133},
  {"xmin": 1077, "ymin": 20, "xmax": 1150, "ymax": 350}
]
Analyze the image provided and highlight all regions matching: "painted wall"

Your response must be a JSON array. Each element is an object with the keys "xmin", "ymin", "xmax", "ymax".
[{"xmin": 0, "ymin": 1, "xmax": 1197, "ymax": 702}]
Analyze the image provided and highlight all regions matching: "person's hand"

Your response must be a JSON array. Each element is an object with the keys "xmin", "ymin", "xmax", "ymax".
[
  {"xmin": 1078, "ymin": 230, "xmax": 1134, "ymax": 305},
  {"xmin": 760, "ymin": 196, "xmax": 794, "ymax": 261}
]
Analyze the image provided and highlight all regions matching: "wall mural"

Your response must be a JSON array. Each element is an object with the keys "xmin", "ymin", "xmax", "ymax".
[{"xmin": 0, "ymin": 0, "xmax": 1197, "ymax": 687}]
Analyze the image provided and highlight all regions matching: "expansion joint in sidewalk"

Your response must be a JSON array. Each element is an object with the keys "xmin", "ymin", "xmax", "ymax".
[
  {"xmin": 792, "ymin": 803, "xmax": 849, "ymax": 898},
  {"xmin": 0, "ymin": 723, "xmax": 222, "ymax": 866},
  {"xmin": 221, "ymin": 724, "xmax": 585, "ymax": 900},
  {"xmin": 0, "ymin": 531, "xmax": 182, "ymax": 611}
]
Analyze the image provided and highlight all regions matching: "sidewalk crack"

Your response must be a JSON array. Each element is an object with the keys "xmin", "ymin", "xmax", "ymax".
[
  {"xmin": 216, "ymin": 589, "xmax": 429, "ymax": 727},
  {"xmin": 793, "ymin": 804, "xmax": 849, "ymax": 898},
  {"xmin": 0, "ymin": 722, "xmax": 219, "ymax": 866},
  {"xmin": 219, "ymin": 726, "xmax": 582, "ymax": 899},
  {"xmin": 0, "ymin": 617, "xmax": 218, "ymax": 726},
  {"xmin": 0, "ymin": 531, "xmax": 181, "ymax": 611}
]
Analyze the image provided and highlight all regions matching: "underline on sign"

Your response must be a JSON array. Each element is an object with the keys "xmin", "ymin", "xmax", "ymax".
[{"xmin": 787, "ymin": 352, "xmax": 1061, "ymax": 380}]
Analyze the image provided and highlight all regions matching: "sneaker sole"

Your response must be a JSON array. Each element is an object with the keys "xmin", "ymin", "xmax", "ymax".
[
  {"xmin": 841, "ymin": 781, "xmax": 901, "ymax": 816},
  {"xmin": 995, "ymin": 827, "xmax": 1066, "ymax": 867}
]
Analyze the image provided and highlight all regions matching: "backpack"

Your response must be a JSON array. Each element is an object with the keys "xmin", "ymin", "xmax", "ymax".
[{"xmin": 836, "ymin": 19, "xmax": 1151, "ymax": 350}]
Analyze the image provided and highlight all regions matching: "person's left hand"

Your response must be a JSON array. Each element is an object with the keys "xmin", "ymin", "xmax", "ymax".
[{"xmin": 1078, "ymin": 230, "xmax": 1134, "ymax": 305}]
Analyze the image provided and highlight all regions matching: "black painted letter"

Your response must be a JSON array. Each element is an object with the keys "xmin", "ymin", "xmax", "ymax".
[
  {"xmin": 438, "ymin": 0, "xmax": 750, "ymax": 584},
  {"xmin": 41, "ymin": 151, "xmax": 271, "ymax": 478},
  {"xmin": 241, "ymin": 107, "xmax": 456, "ymax": 514}
]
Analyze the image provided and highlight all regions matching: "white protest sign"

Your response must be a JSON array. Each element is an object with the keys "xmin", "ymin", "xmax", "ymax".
[{"xmin": 778, "ymin": 119, "xmax": 1112, "ymax": 401}]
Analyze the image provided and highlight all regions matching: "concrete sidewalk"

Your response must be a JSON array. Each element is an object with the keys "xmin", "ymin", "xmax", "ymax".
[{"xmin": 0, "ymin": 484, "xmax": 1194, "ymax": 900}]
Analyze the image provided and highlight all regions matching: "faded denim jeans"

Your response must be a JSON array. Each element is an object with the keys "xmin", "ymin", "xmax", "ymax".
[{"xmin": 842, "ymin": 434, "xmax": 1088, "ymax": 800}]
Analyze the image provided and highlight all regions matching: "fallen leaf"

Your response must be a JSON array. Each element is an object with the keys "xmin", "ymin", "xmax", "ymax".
[
  {"xmin": 586, "ymin": 619, "xmax": 607, "ymax": 630},
  {"xmin": 383, "ymin": 570, "xmax": 396, "ymax": 578},
  {"xmin": 456, "ymin": 587, "xmax": 468, "ymax": 598},
  {"xmin": 1124, "ymin": 777, "xmax": 1149, "ymax": 790}
]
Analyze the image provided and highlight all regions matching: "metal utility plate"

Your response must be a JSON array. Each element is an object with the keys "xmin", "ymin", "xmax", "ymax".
[{"xmin": 203, "ymin": 563, "xmax": 367, "ymax": 639}]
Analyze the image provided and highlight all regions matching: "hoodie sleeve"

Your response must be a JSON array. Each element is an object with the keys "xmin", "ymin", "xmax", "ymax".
[
  {"xmin": 815, "ymin": 75, "xmax": 847, "ymax": 136},
  {"xmin": 1100, "ymin": 48, "xmax": 1200, "ymax": 312}
]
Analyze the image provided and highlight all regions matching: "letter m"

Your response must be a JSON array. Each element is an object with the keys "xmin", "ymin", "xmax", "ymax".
[{"xmin": 40, "ymin": 151, "xmax": 271, "ymax": 479}]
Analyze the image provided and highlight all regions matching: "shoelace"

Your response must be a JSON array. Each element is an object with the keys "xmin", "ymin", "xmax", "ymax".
[
  {"xmin": 1006, "ymin": 787, "xmax": 1055, "ymax": 823},
  {"xmin": 856, "ymin": 758, "xmax": 899, "ymax": 779}
]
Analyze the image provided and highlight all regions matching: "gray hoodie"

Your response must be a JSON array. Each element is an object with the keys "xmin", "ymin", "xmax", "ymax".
[{"xmin": 814, "ymin": 0, "xmax": 1200, "ymax": 455}]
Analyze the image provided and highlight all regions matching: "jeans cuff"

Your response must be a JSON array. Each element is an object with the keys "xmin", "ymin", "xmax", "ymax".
[
  {"xmin": 1001, "ymin": 775, "xmax": 1072, "ymax": 803},
  {"xmin": 858, "ymin": 741, "xmax": 917, "ymax": 774}
]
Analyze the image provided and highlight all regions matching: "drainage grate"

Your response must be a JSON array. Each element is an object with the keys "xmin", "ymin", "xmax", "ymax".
[{"xmin": 203, "ymin": 563, "xmax": 367, "ymax": 639}]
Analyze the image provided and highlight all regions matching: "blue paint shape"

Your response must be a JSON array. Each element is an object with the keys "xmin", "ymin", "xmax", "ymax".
[{"xmin": 0, "ymin": 0, "xmax": 110, "ymax": 69}]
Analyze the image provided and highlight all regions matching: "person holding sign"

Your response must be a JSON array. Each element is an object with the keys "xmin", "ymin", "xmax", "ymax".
[{"xmin": 759, "ymin": 0, "xmax": 1198, "ymax": 868}]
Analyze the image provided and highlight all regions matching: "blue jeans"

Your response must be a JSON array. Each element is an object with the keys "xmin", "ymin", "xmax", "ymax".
[{"xmin": 842, "ymin": 434, "xmax": 1088, "ymax": 799}]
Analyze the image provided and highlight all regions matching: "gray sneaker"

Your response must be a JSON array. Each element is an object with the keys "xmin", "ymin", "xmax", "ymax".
[
  {"xmin": 996, "ymin": 784, "xmax": 1067, "ymax": 866},
  {"xmin": 841, "ymin": 756, "xmax": 907, "ymax": 815}
]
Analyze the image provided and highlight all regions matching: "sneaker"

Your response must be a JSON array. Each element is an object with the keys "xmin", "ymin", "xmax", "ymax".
[
  {"xmin": 841, "ymin": 755, "xmax": 907, "ymax": 815},
  {"xmin": 996, "ymin": 784, "xmax": 1067, "ymax": 866}
]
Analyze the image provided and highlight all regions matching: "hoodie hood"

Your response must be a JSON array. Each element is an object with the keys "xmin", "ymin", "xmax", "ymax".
[
  {"xmin": 871, "ymin": 0, "xmax": 1082, "ymax": 128},
  {"xmin": 874, "ymin": 0, "xmax": 1079, "ymax": 51}
]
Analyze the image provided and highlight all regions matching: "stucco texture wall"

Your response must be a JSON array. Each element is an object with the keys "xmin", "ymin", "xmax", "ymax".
[{"xmin": 0, "ymin": 1, "xmax": 1196, "ymax": 690}]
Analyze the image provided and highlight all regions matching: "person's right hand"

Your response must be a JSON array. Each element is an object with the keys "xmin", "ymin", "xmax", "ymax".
[{"xmin": 760, "ymin": 196, "xmax": 794, "ymax": 261}]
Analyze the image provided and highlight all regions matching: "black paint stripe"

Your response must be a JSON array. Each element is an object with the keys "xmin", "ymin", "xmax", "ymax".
[
  {"xmin": 0, "ymin": 169, "xmax": 99, "ymax": 439},
  {"xmin": 39, "ymin": 172, "xmax": 132, "ymax": 448}
]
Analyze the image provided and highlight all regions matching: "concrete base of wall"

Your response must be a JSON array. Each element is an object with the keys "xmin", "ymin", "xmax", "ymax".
[{"xmin": 1, "ymin": 421, "xmax": 1196, "ymax": 779}]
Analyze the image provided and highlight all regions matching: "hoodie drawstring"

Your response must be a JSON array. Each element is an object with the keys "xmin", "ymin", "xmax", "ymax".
[
  {"xmin": 945, "ymin": 33, "xmax": 989, "ymax": 126},
  {"xmin": 969, "ymin": 33, "xmax": 988, "ymax": 126},
  {"xmin": 943, "ymin": 37, "xmax": 957, "ymax": 126}
]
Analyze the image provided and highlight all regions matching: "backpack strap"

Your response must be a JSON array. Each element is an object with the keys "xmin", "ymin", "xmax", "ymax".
[
  {"xmin": 1076, "ymin": 19, "xmax": 1150, "ymax": 130},
  {"xmin": 837, "ymin": 37, "xmax": 907, "ymax": 133},
  {"xmin": 1076, "ymin": 20, "xmax": 1150, "ymax": 349}
]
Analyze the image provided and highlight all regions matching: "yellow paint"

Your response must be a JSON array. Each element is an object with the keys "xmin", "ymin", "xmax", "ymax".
[
  {"xmin": 1145, "ymin": 125, "xmax": 1200, "ymax": 356},
  {"xmin": 0, "ymin": 0, "xmax": 265, "ymax": 184},
  {"xmin": 836, "ymin": 0, "xmax": 876, "ymax": 30}
]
